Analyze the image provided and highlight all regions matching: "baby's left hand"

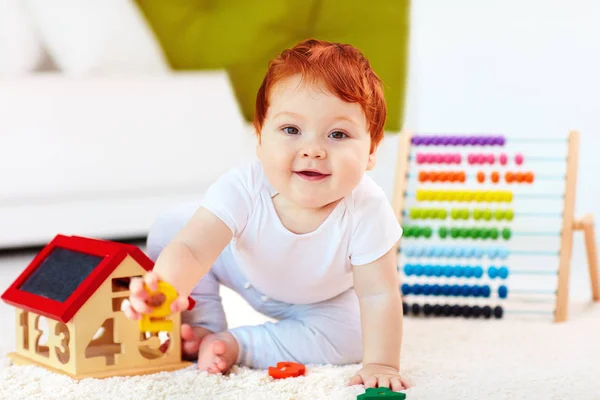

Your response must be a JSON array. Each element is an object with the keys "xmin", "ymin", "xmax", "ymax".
[{"xmin": 349, "ymin": 363, "xmax": 411, "ymax": 392}]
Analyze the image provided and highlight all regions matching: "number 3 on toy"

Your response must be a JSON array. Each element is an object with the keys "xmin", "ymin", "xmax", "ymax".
[{"xmin": 268, "ymin": 361, "xmax": 306, "ymax": 379}]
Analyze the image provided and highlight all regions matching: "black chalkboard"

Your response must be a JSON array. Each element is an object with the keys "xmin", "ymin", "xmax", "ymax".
[{"xmin": 19, "ymin": 247, "xmax": 103, "ymax": 302}]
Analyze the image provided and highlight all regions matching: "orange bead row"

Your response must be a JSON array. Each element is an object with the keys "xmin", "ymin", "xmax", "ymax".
[
  {"xmin": 477, "ymin": 171, "xmax": 535, "ymax": 184},
  {"xmin": 418, "ymin": 171, "xmax": 466, "ymax": 183}
]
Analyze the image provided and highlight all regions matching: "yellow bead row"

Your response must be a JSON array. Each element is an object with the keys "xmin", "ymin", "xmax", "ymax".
[{"xmin": 416, "ymin": 189, "xmax": 513, "ymax": 203}]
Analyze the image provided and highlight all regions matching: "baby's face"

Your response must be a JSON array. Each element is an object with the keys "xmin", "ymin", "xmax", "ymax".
[{"xmin": 256, "ymin": 74, "xmax": 376, "ymax": 209}]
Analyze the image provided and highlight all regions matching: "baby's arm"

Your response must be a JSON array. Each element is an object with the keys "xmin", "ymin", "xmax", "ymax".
[
  {"xmin": 124, "ymin": 206, "xmax": 233, "ymax": 319},
  {"xmin": 350, "ymin": 246, "xmax": 410, "ymax": 391}
]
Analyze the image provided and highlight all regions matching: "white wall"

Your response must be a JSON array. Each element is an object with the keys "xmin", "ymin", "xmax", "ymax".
[{"xmin": 373, "ymin": 0, "xmax": 599, "ymax": 304}]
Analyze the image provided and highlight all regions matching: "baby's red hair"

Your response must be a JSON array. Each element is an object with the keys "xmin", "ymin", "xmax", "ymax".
[{"xmin": 253, "ymin": 38, "xmax": 387, "ymax": 152}]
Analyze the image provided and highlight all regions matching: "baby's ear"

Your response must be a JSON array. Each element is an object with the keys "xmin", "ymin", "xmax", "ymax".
[{"xmin": 366, "ymin": 148, "xmax": 377, "ymax": 171}]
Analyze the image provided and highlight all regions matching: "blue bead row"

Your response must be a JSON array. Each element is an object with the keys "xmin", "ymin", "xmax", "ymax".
[
  {"xmin": 401, "ymin": 283, "xmax": 492, "ymax": 297},
  {"xmin": 402, "ymin": 264, "xmax": 509, "ymax": 279},
  {"xmin": 402, "ymin": 246, "xmax": 510, "ymax": 259},
  {"xmin": 402, "ymin": 283, "xmax": 509, "ymax": 298}
]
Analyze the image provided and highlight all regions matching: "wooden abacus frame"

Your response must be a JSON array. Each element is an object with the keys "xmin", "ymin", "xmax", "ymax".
[{"xmin": 392, "ymin": 129, "xmax": 599, "ymax": 322}]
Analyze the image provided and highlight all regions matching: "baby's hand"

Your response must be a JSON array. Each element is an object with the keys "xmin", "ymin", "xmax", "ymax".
[
  {"xmin": 122, "ymin": 272, "xmax": 189, "ymax": 320},
  {"xmin": 349, "ymin": 363, "xmax": 411, "ymax": 392}
]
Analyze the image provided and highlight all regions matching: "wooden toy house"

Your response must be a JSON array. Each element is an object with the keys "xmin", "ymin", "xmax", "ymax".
[{"xmin": 1, "ymin": 234, "xmax": 194, "ymax": 379}]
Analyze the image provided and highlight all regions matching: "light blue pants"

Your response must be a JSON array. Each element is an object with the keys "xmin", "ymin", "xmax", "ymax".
[{"xmin": 146, "ymin": 201, "xmax": 363, "ymax": 369}]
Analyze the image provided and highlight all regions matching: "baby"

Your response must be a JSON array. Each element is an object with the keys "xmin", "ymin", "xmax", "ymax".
[{"xmin": 124, "ymin": 38, "xmax": 410, "ymax": 391}]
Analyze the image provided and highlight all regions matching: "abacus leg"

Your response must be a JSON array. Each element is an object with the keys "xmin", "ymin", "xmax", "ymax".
[{"xmin": 582, "ymin": 214, "xmax": 600, "ymax": 301}]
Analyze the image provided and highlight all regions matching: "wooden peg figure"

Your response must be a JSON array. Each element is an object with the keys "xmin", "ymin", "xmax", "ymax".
[{"xmin": 140, "ymin": 281, "xmax": 178, "ymax": 332}]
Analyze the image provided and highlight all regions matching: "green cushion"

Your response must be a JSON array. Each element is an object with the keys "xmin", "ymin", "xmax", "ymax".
[{"xmin": 134, "ymin": 0, "xmax": 410, "ymax": 132}]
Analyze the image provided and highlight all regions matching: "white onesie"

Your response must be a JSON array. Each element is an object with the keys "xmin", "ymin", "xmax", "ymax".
[{"xmin": 200, "ymin": 160, "xmax": 402, "ymax": 305}]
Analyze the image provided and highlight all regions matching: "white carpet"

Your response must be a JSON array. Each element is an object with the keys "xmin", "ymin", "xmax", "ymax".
[{"xmin": 1, "ymin": 301, "xmax": 599, "ymax": 400}]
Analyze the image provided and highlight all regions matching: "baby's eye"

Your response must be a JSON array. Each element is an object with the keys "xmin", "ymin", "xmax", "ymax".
[
  {"xmin": 329, "ymin": 131, "xmax": 347, "ymax": 140},
  {"xmin": 283, "ymin": 126, "xmax": 300, "ymax": 135}
]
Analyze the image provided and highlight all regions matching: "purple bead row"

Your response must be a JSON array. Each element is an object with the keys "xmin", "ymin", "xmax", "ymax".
[{"xmin": 412, "ymin": 135, "xmax": 506, "ymax": 146}]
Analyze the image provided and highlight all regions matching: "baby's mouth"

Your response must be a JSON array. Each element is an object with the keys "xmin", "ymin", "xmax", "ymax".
[{"xmin": 295, "ymin": 170, "xmax": 330, "ymax": 181}]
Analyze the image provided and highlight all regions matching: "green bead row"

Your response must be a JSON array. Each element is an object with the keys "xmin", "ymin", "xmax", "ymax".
[
  {"xmin": 408, "ymin": 208, "xmax": 514, "ymax": 221},
  {"xmin": 439, "ymin": 227, "xmax": 512, "ymax": 240},
  {"xmin": 403, "ymin": 225, "xmax": 434, "ymax": 238}
]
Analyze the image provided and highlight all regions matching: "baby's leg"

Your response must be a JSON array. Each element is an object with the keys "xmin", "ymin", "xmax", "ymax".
[{"xmin": 228, "ymin": 287, "xmax": 364, "ymax": 369}]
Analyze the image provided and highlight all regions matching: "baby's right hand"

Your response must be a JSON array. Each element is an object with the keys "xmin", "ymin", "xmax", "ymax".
[{"xmin": 122, "ymin": 272, "xmax": 162, "ymax": 320}]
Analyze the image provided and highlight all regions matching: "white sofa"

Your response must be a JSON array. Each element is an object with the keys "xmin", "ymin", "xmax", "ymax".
[{"xmin": 0, "ymin": 72, "xmax": 257, "ymax": 249}]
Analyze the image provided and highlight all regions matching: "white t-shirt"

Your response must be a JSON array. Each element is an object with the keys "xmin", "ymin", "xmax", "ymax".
[{"xmin": 200, "ymin": 160, "xmax": 402, "ymax": 304}]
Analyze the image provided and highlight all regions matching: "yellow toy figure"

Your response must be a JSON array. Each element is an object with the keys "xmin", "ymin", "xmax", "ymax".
[{"xmin": 139, "ymin": 281, "xmax": 178, "ymax": 332}]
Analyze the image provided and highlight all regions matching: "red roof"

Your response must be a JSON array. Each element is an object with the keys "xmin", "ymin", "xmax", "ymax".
[{"xmin": 1, "ymin": 234, "xmax": 195, "ymax": 323}]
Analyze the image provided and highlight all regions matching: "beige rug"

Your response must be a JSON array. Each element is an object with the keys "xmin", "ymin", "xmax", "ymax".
[{"xmin": 1, "ymin": 302, "xmax": 599, "ymax": 400}]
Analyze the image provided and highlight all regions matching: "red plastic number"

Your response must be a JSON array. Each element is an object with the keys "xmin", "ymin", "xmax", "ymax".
[{"xmin": 268, "ymin": 361, "xmax": 306, "ymax": 379}]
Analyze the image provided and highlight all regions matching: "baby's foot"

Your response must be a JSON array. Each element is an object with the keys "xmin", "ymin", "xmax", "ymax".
[{"xmin": 196, "ymin": 332, "xmax": 239, "ymax": 374}]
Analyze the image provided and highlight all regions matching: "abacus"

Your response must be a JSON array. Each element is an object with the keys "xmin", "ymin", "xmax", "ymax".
[{"xmin": 392, "ymin": 130, "xmax": 599, "ymax": 322}]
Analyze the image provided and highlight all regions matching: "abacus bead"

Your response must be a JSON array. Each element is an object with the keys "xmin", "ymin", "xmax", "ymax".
[
  {"xmin": 433, "ymin": 265, "xmax": 442, "ymax": 276},
  {"xmin": 414, "ymin": 264, "xmax": 424, "ymax": 276},
  {"xmin": 483, "ymin": 209, "xmax": 492, "ymax": 220},
  {"xmin": 439, "ymin": 209, "xmax": 448, "ymax": 219},
  {"xmin": 443, "ymin": 154, "xmax": 453, "ymax": 163},
  {"xmin": 482, "ymin": 285, "xmax": 491, "ymax": 297},
  {"xmin": 452, "ymin": 305, "xmax": 462, "ymax": 316},
  {"xmin": 432, "ymin": 284, "xmax": 441, "ymax": 295},
  {"xmin": 426, "ymin": 247, "xmax": 436, "ymax": 257},
  {"xmin": 491, "ymin": 171, "xmax": 500, "ymax": 183},
  {"xmin": 515, "ymin": 153, "xmax": 524, "ymax": 165},
  {"xmin": 412, "ymin": 136, "xmax": 421, "ymax": 145},
  {"xmin": 404, "ymin": 264, "xmax": 413, "ymax": 275},
  {"xmin": 464, "ymin": 247, "xmax": 475, "ymax": 257},
  {"xmin": 477, "ymin": 171, "xmax": 485, "ymax": 183},
  {"xmin": 450, "ymin": 227, "xmax": 460, "ymax": 238},
  {"xmin": 472, "ymin": 305, "xmax": 482, "ymax": 317},
  {"xmin": 423, "ymin": 304, "xmax": 433, "ymax": 315},
  {"xmin": 476, "ymin": 154, "xmax": 485, "ymax": 164},
  {"xmin": 401, "ymin": 283, "xmax": 411, "ymax": 295},
  {"xmin": 439, "ymin": 227, "xmax": 448, "ymax": 239},
  {"xmin": 494, "ymin": 305, "xmax": 504, "ymax": 318},
  {"xmin": 506, "ymin": 209, "xmax": 514, "ymax": 221},
  {"xmin": 488, "ymin": 266, "xmax": 498, "ymax": 278},
  {"xmin": 451, "ymin": 285, "xmax": 461, "ymax": 296},
  {"xmin": 490, "ymin": 228, "xmax": 499, "ymax": 239},
  {"xmin": 494, "ymin": 209, "xmax": 504, "ymax": 220},
  {"xmin": 472, "ymin": 229, "xmax": 481, "ymax": 239},
  {"xmin": 423, "ymin": 285, "xmax": 432, "ymax": 295},
  {"xmin": 487, "ymin": 154, "xmax": 495, "ymax": 164},
  {"xmin": 443, "ymin": 305, "xmax": 452, "ymax": 316},
  {"xmin": 425, "ymin": 154, "xmax": 434, "ymax": 163},
  {"xmin": 474, "ymin": 266, "xmax": 484, "ymax": 278},
  {"xmin": 488, "ymin": 247, "xmax": 498, "ymax": 259},
  {"xmin": 461, "ymin": 209, "xmax": 470, "ymax": 219},
  {"xmin": 442, "ymin": 285, "xmax": 452, "ymax": 296},
  {"xmin": 454, "ymin": 154, "xmax": 462, "ymax": 163},
  {"xmin": 474, "ymin": 248, "xmax": 485, "ymax": 258},
  {"xmin": 463, "ymin": 266, "xmax": 473, "ymax": 278},
  {"xmin": 462, "ymin": 305, "xmax": 473, "ymax": 318},
  {"xmin": 446, "ymin": 247, "xmax": 456, "ymax": 257},
  {"xmin": 468, "ymin": 154, "xmax": 476, "ymax": 164},
  {"xmin": 423, "ymin": 227, "xmax": 433, "ymax": 238},
  {"xmin": 498, "ymin": 266, "xmax": 509, "ymax": 279},
  {"xmin": 498, "ymin": 285, "xmax": 508, "ymax": 298},
  {"xmin": 525, "ymin": 172, "xmax": 534, "ymax": 183},
  {"xmin": 423, "ymin": 137, "xmax": 432, "ymax": 146},
  {"xmin": 499, "ymin": 153, "xmax": 508, "ymax": 165},
  {"xmin": 505, "ymin": 172, "xmax": 514, "ymax": 183},
  {"xmin": 473, "ymin": 209, "xmax": 482, "ymax": 220},
  {"xmin": 416, "ymin": 153, "xmax": 425, "ymax": 164},
  {"xmin": 433, "ymin": 305, "xmax": 442, "ymax": 315},
  {"xmin": 461, "ymin": 285, "xmax": 471, "ymax": 296},
  {"xmin": 413, "ymin": 284, "xmax": 422, "ymax": 295},
  {"xmin": 434, "ymin": 247, "xmax": 445, "ymax": 257},
  {"xmin": 502, "ymin": 228, "xmax": 512, "ymax": 240},
  {"xmin": 471, "ymin": 286, "xmax": 481, "ymax": 297},
  {"xmin": 459, "ymin": 228, "xmax": 469, "ymax": 238},
  {"xmin": 424, "ymin": 265, "xmax": 433, "ymax": 276},
  {"xmin": 451, "ymin": 209, "xmax": 460, "ymax": 220},
  {"xmin": 497, "ymin": 136, "xmax": 506, "ymax": 146},
  {"xmin": 454, "ymin": 266, "xmax": 463, "ymax": 277},
  {"xmin": 482, "ymin": 305, "xmax": 492, "ymax": 318},
  {"xmin": 434, "ymin": 154, "xmax": 444, "ymax": 163},
  {"xmin": 499, "ymin": 248, "xmax": 510, "ymax": 259},
  {"xmin": 412, "ymin": 304, "xmax": 421, "ymax": 315},
  {"xmin": 403, "ymin": 302, "xmax": 409, "ymax": 315},
  {"xmin": 443, "ymin": 266, "xmax": 453, "ymax": 277},
  {"xmin": 417, "ymin": 247, "xmax": 427, "ymax": 257}
]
